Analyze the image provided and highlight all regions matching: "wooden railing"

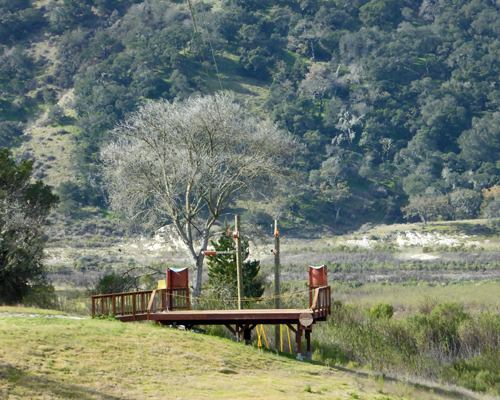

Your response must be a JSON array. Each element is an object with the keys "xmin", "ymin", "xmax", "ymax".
[
  {"xmin": 91, "ymin": 288, "xmax": 189, "ymax": 319},
  {"xmin": 310, "ymin": 286, "xmax": 331, "ymax": 318}
]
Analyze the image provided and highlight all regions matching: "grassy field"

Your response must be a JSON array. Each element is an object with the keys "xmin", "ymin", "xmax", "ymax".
[
  {"xmin": 0, "ymin": 307, "xmax": 482, "ymax": 400},
  {"xmin": 328, "ymin": 280, "xmax": 500, "ymax": 315}
]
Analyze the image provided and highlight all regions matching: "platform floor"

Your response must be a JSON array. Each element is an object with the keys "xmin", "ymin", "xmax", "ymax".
[{"xmin": 116, "ymin": 308, "xmax": 321, "ymax": 325}]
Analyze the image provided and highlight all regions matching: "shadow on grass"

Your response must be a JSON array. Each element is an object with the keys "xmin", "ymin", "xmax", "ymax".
[{"xmin": 0, "ymin": 362, "xmax": 121, "ymax": 400}]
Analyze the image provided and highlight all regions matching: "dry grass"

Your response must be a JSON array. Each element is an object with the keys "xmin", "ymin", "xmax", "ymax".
[
  {"xmin": 0, "ymin": 307, "xmax": 471, "ymax": 400},
  {"xmin": 329, "ymin": 281, "xmax": 500, "ymax": 315},
  {"xmin": 12, "ymin": 125, "xmax": 80, "ymax": 188}
]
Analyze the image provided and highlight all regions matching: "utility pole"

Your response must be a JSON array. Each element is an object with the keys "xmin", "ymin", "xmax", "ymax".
[
  {"xmin": 235, "ymin": 215, "xmax": 243, "ymax": 310},
  {"xmin": 274, "ymin": 219, "xmax": 280, "ymax": 349}
]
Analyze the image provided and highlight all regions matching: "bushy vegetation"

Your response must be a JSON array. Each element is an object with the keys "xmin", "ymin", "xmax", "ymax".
[
  {"xmin": 6, "ymin": 0, "xmax": 500, "ymax": 231},
  {"xmin": 313, "ymin": 300, "xmax": 500, "ymax": 396},
  {"xmin": 0, "ymin": 149, "xmax": 57, "ymax": 305}
]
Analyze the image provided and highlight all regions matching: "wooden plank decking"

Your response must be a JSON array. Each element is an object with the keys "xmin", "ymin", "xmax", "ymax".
[{"xmin": 115, "ymin": 308, "xmax": 325, "ymax": 324}]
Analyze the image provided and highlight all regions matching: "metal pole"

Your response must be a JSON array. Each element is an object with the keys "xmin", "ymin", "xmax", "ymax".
[
  {"xmin": 274, "ymin": 219, "xmax": 281, "ymax": 349},
  {"xmin": 235, "ymin": 215, "xmax": 243, "ymax": 310}
]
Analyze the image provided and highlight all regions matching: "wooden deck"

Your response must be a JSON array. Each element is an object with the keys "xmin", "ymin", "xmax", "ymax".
[
  {"xmin": 91, "ymin": 286, "xmax": 331, "ymax": 358},
  {"xmin": 116, "ymin": 308, "xmax": 326, "ymax": 324}
]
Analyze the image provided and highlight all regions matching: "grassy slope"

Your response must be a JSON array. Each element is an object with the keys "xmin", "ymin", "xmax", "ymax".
[{"xmin": 0, "ymin": 307, "xmax": 471, "ymax": 400}]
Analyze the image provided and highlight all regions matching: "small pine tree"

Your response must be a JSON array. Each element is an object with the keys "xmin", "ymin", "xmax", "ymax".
[{"xmin": 206, "ymin": 226, "xmax": 264, "ymax": 303}]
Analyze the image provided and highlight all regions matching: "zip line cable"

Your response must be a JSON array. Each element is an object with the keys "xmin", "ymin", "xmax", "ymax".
[
  {"xmin": 160, "ymin": 287, "xmax": 314, "ymax": 303},
  {"xmin": 92, "ymin": 287, "xmax": 316, "ymax": 304},
  {"xmin": 199, "ymin": 2, "xmax": 223, "ymax": 91},
  {"xmin": 186, "ymin": 0, "xmax": 226, "ymax": 129}
]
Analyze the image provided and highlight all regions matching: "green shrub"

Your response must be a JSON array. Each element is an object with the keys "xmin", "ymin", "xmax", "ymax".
[
  {"xmin": 95, "ymin": 313, "xmax": 116, "ymax": 321},
  {"xmin": 430, "ymin": 302, "xmax": 469, "ymax": 341},
  {"xmin": 443, "ymin": 350, "xmax": 500, "ymax": 395},
  {"xmin": 369, "ymin": 303, "xmax": 394, "ymax": 319},
  {"xmin": 89, "ymin": 273, "xmax": 134, "ymax": 295},
  {"xmin": 22, "ymin": 284, "xmax": 56, "ymax": 309}
]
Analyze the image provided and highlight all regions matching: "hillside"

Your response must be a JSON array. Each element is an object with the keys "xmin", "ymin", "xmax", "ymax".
[
  {"xmin": 0, "ymin": 306, "xmax": 481, "ymax": 399},
  {"xmin": 4, "ymin": 0, "xmax": 500, "ymax": 233}
]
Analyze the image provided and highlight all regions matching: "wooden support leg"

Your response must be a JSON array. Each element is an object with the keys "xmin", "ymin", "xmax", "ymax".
[
  {"xmin": 296, "ymin": 325, "xmax": 303, "ymax": 361},
  {"xmin": 243, "ymin": 327, "xmax": 252, "ymax": 345},
  {"xmin": 237, "ymin": 323, "xmax": 246, "ymax": 342},
  {"xmin": 225, "ymin": 324, "xmax": 237, "ymax": 336},
  {"xmin": 305, "ymin": 330, "xmax": 312, "ymax": 360}
]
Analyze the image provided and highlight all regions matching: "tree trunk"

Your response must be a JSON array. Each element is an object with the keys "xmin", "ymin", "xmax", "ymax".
[
  {"xmin": 335, "ymin": 206, "xmax": 341, "ymax": 225},
  {"xmin": 419, "ymin": 214, "xmax": 427, "ymax": 226},
  {"xmin": 191, "ymin": 231, "xmax": 211, "ymax": 299},
  {"xmin": 192, "ymin": 253, "xmax": 205, "ymax": 299}
]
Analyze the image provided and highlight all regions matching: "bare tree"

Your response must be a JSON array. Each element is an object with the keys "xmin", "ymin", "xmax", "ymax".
[
  {"xmin": 333, "ymin": 107, "xmax": 363, "ymax": 150},
  {"xmin": 100, "ymin": 93, "xmax": 297, "ymax": 295}
]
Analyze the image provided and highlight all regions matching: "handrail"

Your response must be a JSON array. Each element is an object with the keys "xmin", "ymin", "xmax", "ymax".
[
  {"xmin": 309, "ymin": 286, "xmax": 331, "ymax": 318},
  {"xmin": 310, "ymin": 288, "xmax": 320, "ymax": 310},
  {"xmin": 91, "ymin": 286, "xmax": 330, "ymax": 320},
  {"xmin": 147, "ymin": 289, "xmax": 157, "ymax": 320},
  {"xmin": 91, "ymin": 287, "xmax": 189, "ymax": 319},
  {"xmin": 90, "ymin": 289, "xmax": 157, "ymax": 298}
]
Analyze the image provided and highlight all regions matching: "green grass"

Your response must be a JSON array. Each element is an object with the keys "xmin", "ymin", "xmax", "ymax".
[{"xmin": 0, "ymin": 307, "xmax": 468, "ymax": 400}]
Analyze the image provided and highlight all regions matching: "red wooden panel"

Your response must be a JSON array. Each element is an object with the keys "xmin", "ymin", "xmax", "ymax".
[
  {"xmin": 167, "ymin": 267, "xmax": 189, "ymax": 289},
  {"xmin": 166, "ymin": 268, "xmax": 190, "ymax": 310},
  {"xmin": 308, "ymin": 265, "xmax": 327, "ymax": 287}
]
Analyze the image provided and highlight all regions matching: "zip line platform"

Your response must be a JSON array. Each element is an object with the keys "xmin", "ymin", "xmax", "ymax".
[
  {"xmin": 91, "ymin": 265, "xmax": 330, "ymax": 359},
  {"xmin": 91, "ymin": 285, "xmax": 330, "ymax": 359}
]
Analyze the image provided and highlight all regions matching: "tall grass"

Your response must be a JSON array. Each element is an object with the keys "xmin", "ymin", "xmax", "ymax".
[{"xmin": 329, "ymin": 280, "xmax": 500, "ymax": 312}]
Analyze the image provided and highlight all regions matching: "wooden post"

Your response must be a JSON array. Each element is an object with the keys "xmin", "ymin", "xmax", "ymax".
[
  {"xmin": 305, "ymin": 330, "xmax": 312, "ymax": 360},
  {"xmin": 132, "ymin": 293, "xmax": 136, "ymax": 321},
  {"xmin": 92, "ymin": 298, "xmax": 95, "ymax": 318},
  {"xmin": 296, "ymin": 325, "xmax": 303, "ymax": 361},
  {"xmin": 112, "ymin": 296, "xmax": 116, "ymax": 315},
  {"xmin": 235, "ymin": 215, "xmax": 243, "ymax": 310},
  {"xmin": 274, "ymin": 219, "xmax": 281, "ymax": 349}
]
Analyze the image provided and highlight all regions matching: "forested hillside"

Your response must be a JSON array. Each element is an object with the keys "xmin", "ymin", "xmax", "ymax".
[{"xmin": 3, "ymin": 0, "xmax": 500, "ymax": 232}]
